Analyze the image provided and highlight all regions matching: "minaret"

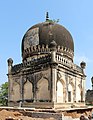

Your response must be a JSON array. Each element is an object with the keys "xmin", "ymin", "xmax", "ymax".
[
  {"xmin": 7, "ymin": 58, "xmax": 13, "ymax": 105},
  {"xmin": 80, "ymin": 61, "xmax": 86, "ymax": 102},
  {"xmin": 7, "ymin": 58, "xmax": 13, "ymax": 74}
]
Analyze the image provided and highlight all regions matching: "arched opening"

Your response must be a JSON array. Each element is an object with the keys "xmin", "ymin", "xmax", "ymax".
[
  {"xmin": 37, "ymin": 78, "xmax": 50, "ymax": 101},
  {"xmin": 68, "ymin": 84, "xmax": 73, "ymax": 102},
  {"xmin": 13, "ymin": 83, "xmax": 20, "ymax": 101},
  {"xmin": 76, "ymin": 85, "xmax": 81, "ymax": 102},
  {"xmin": 57, "ymin": 80, "xmax": 63, "ymax": 103},
  {"xmin": 24, "ymin": 80, "xmax": 33, "ymax": 100}
]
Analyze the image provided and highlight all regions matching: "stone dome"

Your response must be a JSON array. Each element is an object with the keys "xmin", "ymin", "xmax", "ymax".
[{"xmin": 22, "ymin": 21, "xmax": 74, "ymax": 60}]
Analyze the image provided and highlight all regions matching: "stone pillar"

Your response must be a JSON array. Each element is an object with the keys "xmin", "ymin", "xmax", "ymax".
[
  {"xmin": 80, "ymin": 76, "xmax": 86, "ymax": 103},
  {"xmin": 74, "ymin": 76, "xmax": 76, "ymax": 102},
  {"xmin": 63, "ymin": 88, "xmax": 66, "ymax": 103},
  {"xmin": 20, "ymin": 74, "xmax": 24, "ymax": 103},
  {"xmin": 80, "ymin": 77, "xmax": 83, "ymax": 102},
  {"xmin": 65, "ymin": 74, "xmax": 68, "ymax": 103},
  {"xmin": 80, "ymin": 61, "xmax": 86, "ymax": 102},
  {"xmin": 33, "ymin": 74, "xmax": 37, "ymax": 102},
  {"xmin": 50, "ymin": 40, "xmax": 57, "ymax": 103},
  {"xmin": 82, "ymin": 77, "xmax": 86, "ymax": 102},
  {"xmin": 51, "ymin": 65, "xmax": 57, "ymax": 103},
  {"xmin": 7, "ymin": 58, "xmax": 13, "ymax": 104}
]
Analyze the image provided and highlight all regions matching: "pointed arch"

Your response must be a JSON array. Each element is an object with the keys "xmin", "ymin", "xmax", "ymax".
[
  {"xmin": 57, "ymin": 79, "xmax": 66, "ymax": 103},
  {"xmin": 37, "ymin": 78, "xmax": 50, "ymax": 101},
  {"xmin": 57, "ymin": 80, "xmax": 63, "ymax": 103},
  {"xmin": 24, "ymin": 80, "xmax": 33, "ymax": 100},
  {"xmin": 59, "ymin": 79, "xmax": 65, "ymax": 85},
  {"xmin": 76, "ymin": 84, "xmax": 81, "ymax": 101},
  {"xmin": 13, "ymin": 83, "xmax": 20, "ymax": 101}
]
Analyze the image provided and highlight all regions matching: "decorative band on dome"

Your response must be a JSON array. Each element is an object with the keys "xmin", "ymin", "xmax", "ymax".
[{"xmin": 22, "ymin": 44, "xmax": 74, "ymax": 61}]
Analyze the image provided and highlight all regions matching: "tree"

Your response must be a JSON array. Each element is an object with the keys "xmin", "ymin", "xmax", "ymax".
[{"xmin": 0, "ymin": 82, "xmax": 8, "ymax": 106}]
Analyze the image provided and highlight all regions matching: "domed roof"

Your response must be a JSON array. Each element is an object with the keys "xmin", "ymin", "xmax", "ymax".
[
  {"xmin": 21, "ymin": 19, "xmax": 74, "ymax": 61},
  {"xmin": 22, "ymin": 21, "xmax": 74, "ymax": 52}
]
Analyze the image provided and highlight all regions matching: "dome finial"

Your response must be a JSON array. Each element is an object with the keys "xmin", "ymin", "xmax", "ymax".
[{"xmin": 46, "ymin": 12, "xmax": 49, "ymax": 21}]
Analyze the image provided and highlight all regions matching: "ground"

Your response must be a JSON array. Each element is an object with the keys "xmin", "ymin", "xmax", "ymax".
[
  {"xmin": 0, "ymin": 109, "xmax": 55, "ymax": 120},
  {"xmin": 0, "ymin": 107, "xmax": 93, "ymax": 120}
]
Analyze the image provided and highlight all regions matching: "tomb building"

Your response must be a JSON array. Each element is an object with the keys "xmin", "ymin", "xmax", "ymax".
[{"xmin": 7, "ymin": 13, "xmax": 86, "ymax": 108}]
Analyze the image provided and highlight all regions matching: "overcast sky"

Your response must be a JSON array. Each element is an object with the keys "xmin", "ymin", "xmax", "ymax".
[{"xmin": 0, "ymin": 0, "xmax": 93, "ymax": 89}]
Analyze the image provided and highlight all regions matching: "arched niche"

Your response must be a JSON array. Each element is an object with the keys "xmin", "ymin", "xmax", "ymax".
[
  {"xmin": 68, "ymin": 84, "xmax": 73, "ymax": 102},
  {"xmin": 57, "ymin": 80, "xmax": 65, "ymax": 103},
  {"xmin": 76, "ymin": 84, "xmax": 81, "ymax": 102},
  {"xmin": 24, "ymin": 80, "xmax": 33, "ymax": 100},
  {"xmin": 13, "ymin": 82, "xmax": 20, "ymax": 101},
  {"xmin": 37, "ymin": 78, "xmax": 50, "ymax": 101}
]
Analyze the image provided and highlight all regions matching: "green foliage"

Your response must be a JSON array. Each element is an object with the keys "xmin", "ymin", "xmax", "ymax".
[
  {"xmin": 46, "ymin": 19, "xmax": 59, "ymax": 23},
  {"xmin": 0, "ymin": 82, "xmax": 8, "ymax": 106}
]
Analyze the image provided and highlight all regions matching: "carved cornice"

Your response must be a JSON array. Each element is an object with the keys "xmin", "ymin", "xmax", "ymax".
[
  {"xmin": 22, "ymin": 44, "xmax": 50, "ymax": 60},
  {"xmin": 11, "ymin": 55, "xmax": 51, "ymax": 74},
  {"xmin": 22, "ymin": 44, "xmax": 74, "ymax": 61},
  {"xmin": 57, "ymin": 46, "xmax": 74, "ymax": 59}
]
